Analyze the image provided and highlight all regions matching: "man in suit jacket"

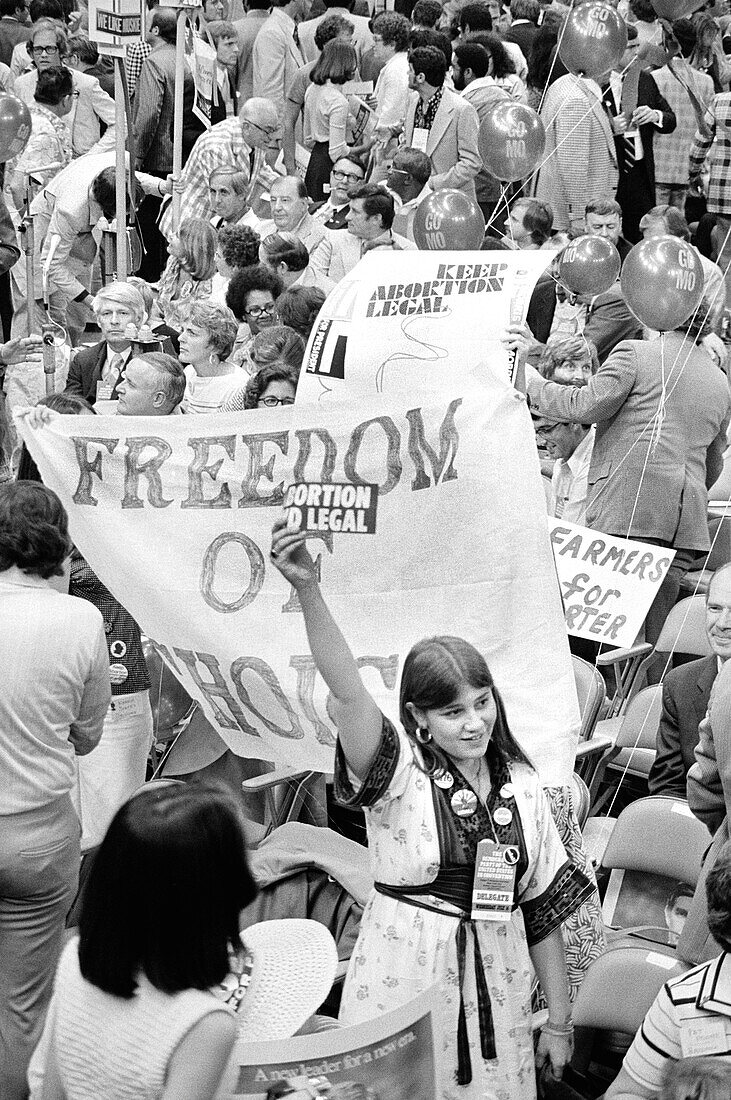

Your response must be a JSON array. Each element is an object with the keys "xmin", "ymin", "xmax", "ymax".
[
  {"xmin": 253, "ymin": 0, "xmax": 308, "ymax": 118},
  {"xmin": 536, "ymin": 72, "xmax": 618, "ymax": 233},
  {"xmin": 648, "ymin": 654, "xmax": 718, "ymax": 798},
  {"xmin": 524, "ymin": 316, "xmax": 730, "ymax": 645},
  {"xmin": 234, "ymin": 0, "xmax": 270, "ymax": 104},
  {"xmin": 402, "ymin": 45, "xmax": 481, "ymax": 200},
  {"xmin": 15, "ymin": 22, "xmax": 116, "ymax": 158},
  {"xmin": 602, "ymin": 25, "xmax": 676, "ymax": 242},
  {"xmin": 297, "ymin": 0, "xmax": 371, "ymax": 67},
  {"xmin": 502, "ymin": 0, "xmax": 539, "ymax": 59},
  {"xmin": 525, "ymin": 280, "xmax": 643, "ymax": 364},
  {"xmin": 0, "ymin": 0, "xmax": 30, "ymax": 68}
]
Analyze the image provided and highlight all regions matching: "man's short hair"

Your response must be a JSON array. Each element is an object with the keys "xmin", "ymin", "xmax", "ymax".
[
  {"xmin": 209, "ymin": 166, "xmax": 249, "ymax": 195},
  {"xmin": 314, "ymin": 12, "xmax": 353, "ymax": 50},
  {"xmin": 93, "ymin": 282, "xmax": 146, "ymax": 323},
  {"xmin": 459, "ymin": 1, "xmax": 492, "ymax": 32},
  {"xmin": 514, "ymin": 198, "xmax": 553, "ymax": 246},
  {"xmin": 262, "ymin": 232, "xmax": 310, "ymax": 273},
  {"xmin": 67, "ymin": 33, "xmax": 98, "ymax": 65},
  {"xmin": 29, "ymin": 0, "xmax": 62, "ymax": 21},
  {"xmin": 91, "ymin": 167, "xmax": 117, "ymax": 220},
  {"xmin": 453, "ymin": 41, "xmax": 491, "ymax": 79},
  {"xmin": 34, "ymin": 65, "xmax": 73, "ymax": 105},
  {"xmin": 372, "ymin": 12, "xmax": 410, "ymax": 52},
  {"xmin": 151, "ymin": 6, "xmax": 177, "ymax": 43},
  {"xmin": 412, "ymin": 0, "xmax": 442, "ymax": 28},
  {"xmin": 393, "ymin": 147, "xmax": 432, "ymax": 186},
  {"xmin": 640, "ymin": 204, "xmax": 691, "ymax": 241},
  {"xmin": 629, "ymin": 0, "xmax": 655, "ymax": 23},
  {"xmin": 537, "ymin": 335, "xmax": 599, "ymax": 380},
  {"xmin": 671, "ymin": 17, "xmax": 697, "ymax": 57},
  {"xmin": 30, "ymin": 18, "xmax": 67, "ymax": 53},
  {"xmin": 0, "ymin": 0, "xmax": 23, "ymax": 17},
  {"xmin": 510, "ymin": 0, "xmax": 539, "ymax": 21},
  {"xmin": 272, "ymin": 174, "xmax": 309, "ymax": 201},
  {"xmin": 585, "ymin": 197, "xmax": 622, "ymax": 218},
  {"xmin": 408, "ymin": 44, "xmax": 446, "ymax": 86},
  {"xmin": 205, "ymin": 19, "xmax": 237, "ymax": 45},
  {"xmin": 409, "ymin": 27, "xmax": 452, "ymax": 67},
  {"xmin": 707, "ymin": 564, "xmax": 731, "ymax": 604},
  {"xmin": 350, "ymin": 182, "xmax": 395, "ymax": 231},
  {"xmin": 133, "ymin": 352, "xmax": 186, "ymax": 408}
]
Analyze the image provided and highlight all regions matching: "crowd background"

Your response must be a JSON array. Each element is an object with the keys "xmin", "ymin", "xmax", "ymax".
[{"xmin": 4, "ymin": 0, "xmax": 731, "ymax": 1096}]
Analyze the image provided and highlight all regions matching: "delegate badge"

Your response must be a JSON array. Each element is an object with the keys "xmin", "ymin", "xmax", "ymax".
[
  {"xmin": 471, "ymin": 838, "xmax": 517, "ymax": 921},
  {"xmin": 451, "ymin": 789, "xmax": 478, "ymax": 817}
]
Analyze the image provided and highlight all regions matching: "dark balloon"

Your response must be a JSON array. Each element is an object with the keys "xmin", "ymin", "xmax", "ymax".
[
  {"xmin": 479, "ymin": 101, "xmax": 546, "ymax": 182},
  {"xmin": 620, "ymin": 235, "xmax": 705, "ymax": 331},
  {"xmin": 559, "ymin": 2, "xmax": 628, "ymax": 81},
  {"xmin": 412, "ymin": 189, "xmax": 486, "ymax": 250},
  {"xmin": 559, "ymin": 235, "xmax": 621, "ymax": 297},
  {"xmin": 0, "ymin": 93, "xmax": 31, "ymax": 163},
  {"xmin": 142, "ymin": 638, "xmax": 195, "ymax": 735},
  {"xmin": 651, "ymin": 0, "xmax": 703, "ymax": 18}
]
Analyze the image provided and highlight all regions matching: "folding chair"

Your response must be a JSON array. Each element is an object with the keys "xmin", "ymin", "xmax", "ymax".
[
  {"xmin": 579, "ymin": 685, "xmax": 662, "ymax": 819},
  {"xmin": 632, "ymin": 596, "xmax": 712, "ymax": 687},
  {"xmin": 572, "ymin": 656, "xmax": 606, "ymax": 743}
]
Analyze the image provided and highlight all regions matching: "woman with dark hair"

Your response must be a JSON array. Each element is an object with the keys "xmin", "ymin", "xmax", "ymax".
[
  {"xmin": 16, "ymin": 393, "xmax": 94, "ymax": 481},
  {"xmin": 275, "ymin": 285, "xmax": 327, "ymax": 342},
  {"xmin": 221, "ymin": 325, "xmax": 304, "ymax": 411},
  {"xmin": 212, "ymin": 224, "xmax": 261, "ymax": 306},
  {"xmin": 28, "ymin": 781, "xmax": 257, "ymax": 1099},
  {"xmin": 268, "ymin": 522, "xmax": 592, "ymax": 1100},
  {"xmin": 155, "ymin": 218, "xmax": 217, "ymax": 331},
  {"xmin": 226, "ymin": 263, "xmax": 284, "ymax": 368},
  {"xmin": 303, "ymin": 39, "xmax": 359, "ymax": 203},
  {"xmin": 525, "ymin": 14, "xmax": 566, "ymax": 111},
  {"xmin": 0, "ymin": 480, "xmax": 110, "ymax": 1100},
  {"xmin": 470, "ymin": 31, "xmax": 526, "ymax": 101}
]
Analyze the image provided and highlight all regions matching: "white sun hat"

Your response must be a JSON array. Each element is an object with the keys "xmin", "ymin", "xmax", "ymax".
[{"xmin": 233, "ymin": 919, "xmax": 339, "ymax": 1042}]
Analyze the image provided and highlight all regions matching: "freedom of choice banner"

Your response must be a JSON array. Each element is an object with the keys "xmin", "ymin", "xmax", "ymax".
[{"xmin": 18, "ymin": 372, "xmax": 579, "ymax": 786}]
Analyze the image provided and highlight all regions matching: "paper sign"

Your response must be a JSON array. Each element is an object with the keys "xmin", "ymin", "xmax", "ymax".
[
  {"xmin": 348, "ymin": 95, "xmax": 375, "ymax": 146},
  {"xmin": 285, "ymin": 482, "xmax": 378, "ymax": 535},
  {"xmin": 548, "ymin": 519, "xmax": 676, "ymax": 648},
  {"xmin": 224, "ymin": 987, "xmax": 440, "ymax": 1100},
  {"xmin": 88, "ymin": 0, "xmax": 142, "ymax": 57}
]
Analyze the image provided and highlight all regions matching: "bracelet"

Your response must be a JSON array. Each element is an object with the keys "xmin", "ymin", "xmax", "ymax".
[{"xmin": 542, "ymin": 1020, "xmax": 574, "ymax": 1038}]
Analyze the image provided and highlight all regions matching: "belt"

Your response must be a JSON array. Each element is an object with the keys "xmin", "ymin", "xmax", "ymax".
[{"xmin": 375, "ymin": 865, "xmax": 503, "ymax": 1084}]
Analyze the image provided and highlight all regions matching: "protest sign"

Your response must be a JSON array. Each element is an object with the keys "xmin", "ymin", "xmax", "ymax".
[
  {"xmin": 88, "ymin": 0, "xmax": 142, "ymax": 57},
  {"xmin": 224, "ymin": 987, "xmax": 439, "ymax": 1100},
  {"xmin": 18, "ymin": 375, "xmax": 579, "ymax": 786},
  {"xmin": 548, "ymin": 519, "xmax": 676, "ymax": 648},
  {"xmin": 184, "ymin": 19, "xmax": 218, "ymax": 127},
  {"xmin": 285, "ymin": 483, "xmax": 378, "ymax": 534},
  {"xmin": 298, "ymin": 250, "xmax": 553, "ymax": 403}
]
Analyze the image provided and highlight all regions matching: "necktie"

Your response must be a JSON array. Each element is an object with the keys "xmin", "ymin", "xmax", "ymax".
[
  {"xmin": 620, "ymin": 132, "xmax": 636, "ymax": 173},
  {"xmin": 106, "ymin": 353, "xmax": 125, "ymax": 385}
]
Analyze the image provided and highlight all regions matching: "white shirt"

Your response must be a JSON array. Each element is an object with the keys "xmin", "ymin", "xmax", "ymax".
[
  {"xmin": 374, "ymin": 51, "xmax": 410, "ymax": 134},
  {"xmin": 184, "ymin": 365, "xmax": 247, "ymax": 413},
  {"xmin": 550, "ymin": 426, "xmax": 595, "ymax": 525},
  {"xmin": 609, "ymin": 69, "xmax": 646, "ymax": 161}
]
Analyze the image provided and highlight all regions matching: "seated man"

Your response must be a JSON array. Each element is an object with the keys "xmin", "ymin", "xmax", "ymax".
[
  {"xmin": 65, "ymin": 282, "xmax": 148, "ymax": 405},
  {"xmin": 533, "ymin": 413, "xmax": 594, "ymax": 525},
  {"xmin": 330, "ymin": 182, "xmax": 415, "ymax": 279},
  {"xmin": 507, "ymin": 198, "xmax": 553, "ymax": 250},
  {"xmin": 252, "ymin": 174, "xmax": 338, "ymax": 283},
  {"xmin": 605, "ymin": 840, "xmax": 731, "ymax": 1099},
  {"xmin": 584, "ymin": 196, "xmax": 633, "ymax": 265},
  {"xmin": 386, "ymin": 146, "xmax": 432, "ymax": 242},
  {"xmin": 525, "ymin": 276, "xmax": 643, "ymax": 365},
  {"xmin": 309, "ymin": 154, "xmax": 365, "ymax": 230},
  {"xmin": 648, "ymin": 564, "xmax": 731, "ymax": 799}
]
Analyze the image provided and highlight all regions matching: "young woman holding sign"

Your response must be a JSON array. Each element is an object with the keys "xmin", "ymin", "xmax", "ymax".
[{"xmin": 269, "ymin": 518, "xmax": 592, "ymax": 1100}]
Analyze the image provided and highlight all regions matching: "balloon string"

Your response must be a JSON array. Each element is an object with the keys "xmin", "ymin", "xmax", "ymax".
[
  {"xmin": 484, "ymin": 184, "xmax": 513, "ymax": 237},
  {"xmin": 536, "ymin": 0, "xmax": 577, "ymax": 115}
]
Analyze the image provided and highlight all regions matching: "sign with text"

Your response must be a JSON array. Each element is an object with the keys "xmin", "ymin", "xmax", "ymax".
[
  {"xmin": 88, "ymin": 0, "xmax": 142, "ymax": 56},
  {"xmin": 225, "ymin": 987, "xmax": 439, "ymax": 1099},
  {"xmin": 298, "ymin": 250, "xmax": 553, "ymax": 402},
  {"xmin": 285, "ymin": 483, "xmax": 378, "ymax": 535},
  {"xmin": 549, "ymin": 520, "xmax": 676, "ymax": 648},
  {"xmin": 18, "ymin": 378, "xmax": 579, "ymax": 786}
]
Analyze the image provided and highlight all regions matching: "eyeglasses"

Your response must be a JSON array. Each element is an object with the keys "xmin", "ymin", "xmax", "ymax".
[
  {"xmin": 244, "ymin": 120, "xmax": 279, "ymax": 138},
  {"xmin": 258, "ymin": 396, "xmax": 295, "ymax": 407},
  {"xmin": 32, "ymin": 44, "xmax": 59, "ymax": 54},
  {"xmin": 332, "ymin": 169, "xmax": 363, "ymax": 182},
  {"xmin": 245, "ymin": 303, "xmax": 276, "ymax": 318}
]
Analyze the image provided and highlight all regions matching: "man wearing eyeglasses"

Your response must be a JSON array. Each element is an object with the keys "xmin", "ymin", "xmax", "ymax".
[
  {"xmin": 14, "ymin": 20, "xmax": 116, "ymax": 157},
  {"xmin": 533, "ymin": 413, "xmax": 594, "ymax": 526},
  {"xmin": 159, "ymin": 97, "xmax": 281, "ymax": 241},
  {"xmin": 309, "ymin": 155, "xmax": 364, "ymax": 229}
]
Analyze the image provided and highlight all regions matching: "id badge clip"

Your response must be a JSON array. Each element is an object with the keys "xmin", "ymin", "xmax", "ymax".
[{"xmin": 471, "ymin": 838, "xmax": 517, "ymax": 922}]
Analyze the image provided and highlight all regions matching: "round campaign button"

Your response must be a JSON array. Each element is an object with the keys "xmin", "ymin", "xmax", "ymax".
[
  {"xmin": 500, "ymin": 784, "xmax": 514, "ymax": 799},
  {"xmin": 494, "ymin": 807, "xmax": 513, "ymax": 827},
  {"xmin": 434, "ymin": 770, "xmax": 454, "ymax": 790},
  {"xmin": 504, "ymin": 846, "xmax": 520, "ymax": 866},
  {"xmin": 451, "ymin": 789, "xmax": 478, "ymax": 817},
  {"xmin": 109, "ymin": 639, "xmax": 127, "ymax": 660},
  {"xmin": 109, "ymin": 662, "xmax": 129, "ymax": 685}
]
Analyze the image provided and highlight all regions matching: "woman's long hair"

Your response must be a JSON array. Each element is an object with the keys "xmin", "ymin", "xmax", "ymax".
[{"xmin": 398, "ymin": 636, "xmax": 532, "ymax": 776}]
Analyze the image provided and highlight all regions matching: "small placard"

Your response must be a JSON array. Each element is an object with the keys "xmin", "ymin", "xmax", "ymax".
[
  {"xmin": 284, "ymin": 482, "xmax": 378, "ymax": 535},
  {"xmin": 471, "ymin": 838, "xmax": 517, "ymax": 921}
]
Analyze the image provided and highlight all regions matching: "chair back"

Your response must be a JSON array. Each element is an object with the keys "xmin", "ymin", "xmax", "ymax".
[
  {"xmin": 608, "ymin": 685, "xmax": 662, "ymax": 780},
  {"xmin": 570, "ymin": 772, "xmax": 591, "ymax": 829},
  {"xmin": 572, "ymin": 656, "xmax": 606, "ymax": 742},
  {"xmin": 654, "ymin": 596, "xmax": 712, "ymax": 658},
  {"xmin": 573, "ymin": 939, "xmax": 688, "ymax": 1034},
  {"xmin": 602, "ymin": 795, "xmax": 709, "ymax": 885}
]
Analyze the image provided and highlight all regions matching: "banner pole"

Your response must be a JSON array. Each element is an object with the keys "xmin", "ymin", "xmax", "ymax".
[
  {"xmin": 115, "ymin": 57, "xmax": 128, "ymax": 280},
  {"xmin": 171, "ymin": 7, "xmax": 186, "ymax": 233}
]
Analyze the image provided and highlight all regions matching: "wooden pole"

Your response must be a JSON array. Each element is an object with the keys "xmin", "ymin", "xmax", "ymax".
[
  {"xmin": 114, "ymin": 57, "xmax": 128, "ymax": 280},
  {"xmin": 171, "ymin": 7, "xmax": 187, "ymax": 233}
]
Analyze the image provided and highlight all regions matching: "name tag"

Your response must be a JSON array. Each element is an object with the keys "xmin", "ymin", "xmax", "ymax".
[
  {"xmin": 96, "ymin": 380, "xmax": 115, "ymax": 401},
  {"xmin": 471, "ymin": 838, "xmax": 517, "ymax": 921},
  {"xmin": 412, "ymin": 127, "xmax": 429, "ymax": 153},
  {"xmin": 108, "ymin": 693, "xmax": 146, "ymax": 721},
  {"xmin": 680, "ymin": 1016, "xmax": 728, "ymax": 1058}
]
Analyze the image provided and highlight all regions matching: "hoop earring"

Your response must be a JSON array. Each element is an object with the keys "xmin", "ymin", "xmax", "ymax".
[{"xmin": 415, "ymin": 726, "xmax": 432, "ymax": 745}]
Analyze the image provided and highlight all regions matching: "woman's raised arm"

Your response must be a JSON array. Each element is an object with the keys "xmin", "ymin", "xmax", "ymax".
[{"xmin": 270, "ymin": 517, "xmax": 383, "ymax": 779}]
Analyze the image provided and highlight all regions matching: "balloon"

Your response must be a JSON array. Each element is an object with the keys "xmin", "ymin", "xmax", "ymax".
[
  {"xmin": 412, "ymin": 189, "xmax": 486, "ymax": 250},
  {"xmin": 142, "ymin": 638, "xmax": 195, "ymax": 735},
  {"xmin": 651, "ymin": 0, "xmax": 703, "ymax": 18},
  {"xmin": 559, "ymin": 2, "xmax": 628, "ymax": 81},
  {"xmin": 620, "ymin": 235, "xmax": 705, "ymax": 332},
  {"xmin": 478, "ymin": 101, "xmax": 546, "ymax": 182},
  {"xmin": 0, "ymin": 93, "xmax": 31, "ymax": 163},
  {"xmin": 558, "ymin": 234, "xmax": 621, "ymax": 297}
]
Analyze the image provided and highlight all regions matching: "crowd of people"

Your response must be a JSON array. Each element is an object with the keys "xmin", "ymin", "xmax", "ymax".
[{"xmin": 4, "ymin": 0, "xmax": 731, "ymax": 1096}]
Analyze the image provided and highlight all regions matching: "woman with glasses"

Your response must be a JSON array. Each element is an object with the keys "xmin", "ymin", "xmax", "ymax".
[
  {"xmin": 155, "ymin": 218, "xmax": 217, "ymax": 331},
  {"xmin": 225, "ymin": 262, "xmax": 283, "ymax": 371},
  {"xmin": 303, "ymin": 39, "xmax": 361, "ymax": 204},
  {"xmin": 221, "ymin": 324, "xmax": 304, "ymax": 411}
]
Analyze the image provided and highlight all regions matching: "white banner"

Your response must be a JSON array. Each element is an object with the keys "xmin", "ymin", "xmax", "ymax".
[
  {"xmin": 549, "ymin": 519, "xmax": 676, "ymax": 648},
  {"xmin": 18, "ymin": 377, "xmax": 579, "ymax": 786},
  {"xmin": 298, "ymin": 250, "xmax": 553, "ymax": 404}
]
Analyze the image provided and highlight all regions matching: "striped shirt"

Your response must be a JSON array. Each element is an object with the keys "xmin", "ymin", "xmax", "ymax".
[{"xmin": 621, "ymin": 954, "xmax": 731, "ymax": 1093}]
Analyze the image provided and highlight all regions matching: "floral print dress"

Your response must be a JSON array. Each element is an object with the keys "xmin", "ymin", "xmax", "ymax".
[{"xmin": 335, "ymin": 718, "xmax": 593, "ymax": 1100}]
